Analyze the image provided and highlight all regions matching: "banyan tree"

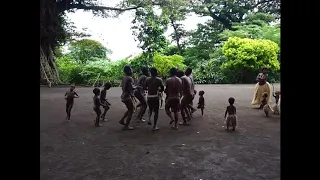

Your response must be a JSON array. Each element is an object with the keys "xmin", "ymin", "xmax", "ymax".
[
  {"xmin": 40, "ymin": 0, "xmax": 162, "ymax": 86},
  {"xmin": 40, "ymin": 0, "xmax": 280, "ymax": 86}
]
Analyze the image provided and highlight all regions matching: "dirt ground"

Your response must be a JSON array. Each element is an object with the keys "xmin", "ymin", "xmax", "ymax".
[{"xmin": 40, "ymin": 84, "xmax": 280, "ymax": 180}]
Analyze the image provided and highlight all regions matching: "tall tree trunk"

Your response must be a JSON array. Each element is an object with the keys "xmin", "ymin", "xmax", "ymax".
[
  {"xmin": 170, "ymin": 19, "xmax": 182, "ymax": 55},
  {"xmin": 40, "ymin": 0, "xmax": 61, "ymax": 86}
]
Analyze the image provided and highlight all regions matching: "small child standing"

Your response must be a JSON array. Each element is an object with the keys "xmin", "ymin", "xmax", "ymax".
[
  {"xmin": 93, "ymin": 88, "xmax": 105, "ymax": 127},
  {"xmin": 197, "ymin": 90, "xmax": 205, "ymax": 116},
  {"xmin": 100, "ymin": 82, "xmax": 112, "ymax": 121},
  {"xmin": 158, "ymin": 91, "xmax": 164, "ymax": 109},
  {"xmin": 261, "ymin": 92, "xmax": 272, "ymax": 117},
  {"xmin": 64, "ymin": 85, "xmax": 79, "ymax": 121},
  {"xmin": 224, "ymin": 97, "xmax": 237, "ymax": 131},
  {"xmin": 272, "ymin": 91, "xmax": 280, "ymax": 114}
]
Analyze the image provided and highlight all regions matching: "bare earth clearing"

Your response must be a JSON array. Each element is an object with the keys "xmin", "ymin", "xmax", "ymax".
[{"xmin": 40, "ymin": 84, "xmax": 280, "ymax": 180}]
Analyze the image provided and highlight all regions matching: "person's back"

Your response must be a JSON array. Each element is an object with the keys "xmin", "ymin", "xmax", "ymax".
[
  {"xmin": 227, "ymin": 105, "xmax": 236, "ymax": 116},
  {"xmin": 100, "ymin": 88, "xmax": 107, "ymax": 101},
  {"xmin": 166, "ymin": 76, "xmax": 182, "ymax": 98},
  {"xmin": 137, "ymin": 74, "xmax": 147, "ymax": 87},
  {"xmin": 147, "ymin": 77, "xmax": 163, "ymax": 96},
  {"xmin": 180, "ymin": 75, "xmax": 192, "ymax": 96},
  {"xmin": 121, "ymin": 75, "xmax": 133, "ymax": 101},
  {"xmin": 224, "ymin": 97, "xmax": 237, "ymax": 131}
]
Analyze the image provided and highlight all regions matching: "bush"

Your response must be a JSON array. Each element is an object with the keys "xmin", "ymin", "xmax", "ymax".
[{"xmin": 221, "ymin": 37, "xmax": 280, "ymax": 83}]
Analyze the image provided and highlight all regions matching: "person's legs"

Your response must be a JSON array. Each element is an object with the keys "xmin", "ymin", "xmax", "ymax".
[
  {"xmin": 171, "ymin": 98, "xmax": 180, "ymax": 130},
  {"xmin": 180, "ymin": 97, "xmax": 189, "ymax": 124},
  {"xmin": 123, "ymin": 99, "xmax": 134, "ymax": 130},
  {"xmin": 152, "ymin": 98, "xmax": 160, "ymax": 130},
  {"xmin": 67, "ymin": 103, "xmax": 73, "ymax": 120},
  {"xmin": 188, "ymin": 96, "xmax": 197, "ymax": 113},
  {"xmin": 165, "ymin": 98, "xmax": 174, "ymax": 124},
  {"xmin": 65, "ymin": 103, "xmax": 69, "ymax": 117},
  {"xmin": 136, "ymin": 93, "xmax": 147, "ymax": 122},
  {"xmin": 95, "ymin": 108, "xmax": 102, "ymax": 127},
  {"xmin": 101, "ymin": 105, "xmax": 110, "ymax": 121},
  {"xmin": 147, "ymin": 98, "xmax": 153, "ymax": 125},
  {"xmin": 119, "ymin": 111, "xmax": 128, "ymax": 125}
]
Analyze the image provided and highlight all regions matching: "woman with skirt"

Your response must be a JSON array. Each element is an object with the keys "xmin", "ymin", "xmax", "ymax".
[{"xmin": 251, "ymin": 67, "xmax": 272, "ymax": 108}]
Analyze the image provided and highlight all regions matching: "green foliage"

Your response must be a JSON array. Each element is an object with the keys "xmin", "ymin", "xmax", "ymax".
[
  {"xmin": 193, "ymin": 47, "xmax": 228, "ymax": 84},
  {"xmin": 49, "ymin": 1, "xmax": 282, "ymax": 85},
  {"xmin": 163, "ymin": 46, "xmax": 181, "ymax": 56},
  {"xmin": 153, "ymin": 53, "xmax": 186, "ymax": 77},
  {"xmin": 219, "ymin": 13, "xmax": 280, "ymax": 46},
  {"xmin": 131, "ymin": 7, "xmax": 169, "ymax": 64},
  {"xmin": 68, "ymin": 39, "xmax": 111, "ymax": 64},
  {"xmin": 221, "ymin": 37, "xmax": 280, "ymax": 83},
  {"xmin": 183, "ymin": 20, "xmax": 225, "ymax": 67},
  {"xmin": 191, "ymin": 0, "xmax": 280, "ymax": 29}
]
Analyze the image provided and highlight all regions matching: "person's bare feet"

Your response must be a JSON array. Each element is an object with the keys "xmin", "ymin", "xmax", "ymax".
[
  {"xmin": 171, "ymin": 126, "xmax": 178, "ymax": 130},
  {"xmin": 119, "ymin": 120, "xmax": 125, "ymax": 125},
  {"xmin": 179, "ymin": 122, "xmax": 189, "ymax": 125},
  {"xmin": 122, "ymin": 126, "xmax": 134, "ymax": 130}
]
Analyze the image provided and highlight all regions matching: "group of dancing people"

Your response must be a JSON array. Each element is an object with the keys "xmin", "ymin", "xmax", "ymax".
[
  {"xmin": 64, "ymin": 66, "xmax": 279, "ymax": 132},
  {"xmin": 115, "ymin": 66, "xmax": 203, "ymax": 131}
]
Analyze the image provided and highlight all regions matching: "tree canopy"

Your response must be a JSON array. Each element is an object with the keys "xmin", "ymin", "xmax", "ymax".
[{"xmin": 41, "ymin": 0, "xmax": 281, "ymax": 86}]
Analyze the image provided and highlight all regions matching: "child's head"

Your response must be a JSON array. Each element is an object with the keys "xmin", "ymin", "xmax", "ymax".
[
  {"xmin": 228, "ymin": 97, "xmax": 235, "ymax": 105},
  {"xmin": 176, "ymin": 70, "xmax": 185, "ymax": 78},
  {"xmin": 70, "ymin": 85, "xmax": 75, "ymax": 91},
  {"xmin": 150, "ymin": 67, "xmax": 158, "ymax": 77},
  {"xmin": 262, "ymin": 67, "xmax": 268, "ymax": 74},
  {"xmin": 93, "ymin": 88, "xmax": 100, "ymax": 96},
  {"xmin": 262, "ymin": 92, "xmax": 268, "ymax": 98},
  {"xmin": 275, "ymin": 91, "xmax": 281, "ymax": 95},
  {"xmin": 199, "ymin": 90, "xmax": 205, "ymax": 96},
  {"xmin": 141, "ymin": 66, "xmax": 149, "ymax": 76},
  {"xmin": 124, "ymin": 65, "xmax": 133, "ymax": 76},
  {"xmin": 103, "ymin": 82, "xmax": 112, "ymax": 90}
]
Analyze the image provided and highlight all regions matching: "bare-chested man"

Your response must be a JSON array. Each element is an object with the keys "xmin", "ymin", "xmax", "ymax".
[
  {"xmin": 145, "ymin": 67, "xmax": 164, "ymax": 131},
  {"xmin": 178, "ymin": 70, "xmax": 193, "ymax": 125},
  {"xmin": 119, "ymin": 65, "xmax": 135, "ymax": 130},
  {"xmin": 165, "ymin": 68, "xmax": 182, "ymax": 130},
  {"xmin": 134, "ymin": 67, "xmax": 149, "ymax": 122},
  {"xmin": 185, "ymin": 67, "xmax": 197, "ymax": 113}
]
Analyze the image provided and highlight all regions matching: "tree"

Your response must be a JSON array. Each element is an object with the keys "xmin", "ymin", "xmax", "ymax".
[
  {"xmin": 40, "ymin": 0, "xmax": 185, "ymax": 85},
  {"xmin": 131, "ymin": 7, "xmax": 169, "ymax": 65},
  {"xmin": 184, "ymin": 20, "xmax": 225, "ymax": 67},
  {"xmin": 190, "ymin": 0, "xmax": 280, "ymax": 29},
  {"xmin": 67, "ymin": 39, "xmax": 112, "ymax": 64},
  {"xmin": 153, "ymin": 54, "xmax": 186, "ymax": 77},
  {"xmin": 161, "ymin": 0, "xmax": 190, "ymax": 54},
  {"xmin": 219, "ymin": 13, "xmax": 280, "ymax": 44},
  {"xmin": 221, "ymin": 37, "xmax": 280, "ymax": 83}
]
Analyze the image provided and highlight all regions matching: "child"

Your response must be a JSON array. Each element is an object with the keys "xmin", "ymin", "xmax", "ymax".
[
  {"xmin": 224, "ymin": 97, "xmax": 237, "ymax": 131},
  {"xmin": 100, "ymin": 82, "xmax": 112, "ymax": 121},
  {"xmin": 261, "ymin": 92, "xmax": 272, "ymax": 117},
  {"xmin": 158, "ymin": 90, "xmax": 164, "ymax": 110},
  {"xmin": 272, "ymin": 91, "xmax": 280, "ymax": 114},
  {"xmin": 64, "ymin": 85, "xmax": 79, "ymax": 121},
  {"xmin": 93, "ymin": 88, "xmax": 106, "ymax": 127},
  {"xmin": 273, "ymin": 91, "xmax": 281, "ymax": 104},
  {"xmin": 197, "ymin": 90, "xmax": 205, "ymax": 116},
  {"xmin": 260, "ymin": 92, "xmax": 268, "ymax": 109}
]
